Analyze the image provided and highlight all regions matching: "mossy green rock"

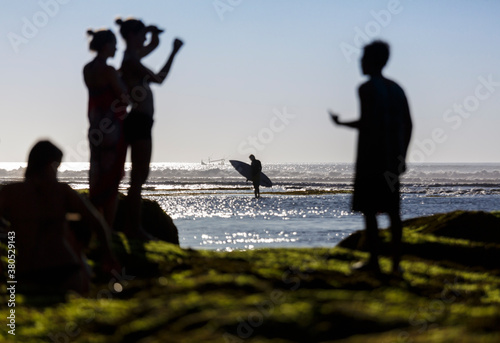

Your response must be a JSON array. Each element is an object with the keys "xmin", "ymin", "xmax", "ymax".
[
  {"xmin": 339, "ymin": 211, "xmax": 500, "ymax": 270},
  {"xmin": 406, "ymin": 210, "xmax": 500, "ymax": 243},
  {"xmin": 76, "ymin": 190, "xmax": 179, "ymax": 244},
  {"xmin": 3, "ymin": 209, "xmax": 500, "ymax": 342},
  {"xmin": 114, "ymin": 193, "xmax": 179, "ymax": 245}
]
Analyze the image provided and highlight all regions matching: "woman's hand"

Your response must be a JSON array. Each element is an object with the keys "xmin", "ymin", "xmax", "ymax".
[
  {"xmin": 173, "ymin": 38, "xmax": 184, "ymax": 52},
  {"xmin": 147, "ymin": 25, "xmax": 164, "ymax": 34}
]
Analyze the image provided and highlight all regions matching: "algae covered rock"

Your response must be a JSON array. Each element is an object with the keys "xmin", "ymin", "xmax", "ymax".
[
  {"xmin": 404, "ymin": 210, "xmax": 500, "ymax": 244},
  {"xmin": 114, "ymin": 193, "xmax": 179, "ymax": 245},
  {"xmin": 338, "ymin": 211, "xmax": 500, "ymax": 269},
  {"xmin": 5, "ymin": 211, "xmax": 500, "ymax": 342},
  {"xmin": 78, "ymin": 190, "xmax": 179, "ymax": 244}
]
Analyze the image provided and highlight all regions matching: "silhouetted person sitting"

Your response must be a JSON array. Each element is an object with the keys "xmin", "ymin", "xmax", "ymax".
[
  {"xmin": 83, "ymin": 28, "xmax": 128, "ymax": 228},
  {"xmin": 0, "ymin": 141, "xmax": 118, "ymax": 295},
  {"xmin": 116, "ymin": 17, "xmax": 183, "ymax": 240},
  {"xmin": 330, "ymin": 40, "xmax": 412, "ymax": 275},
  {"xmin": 249, "ymin": 154, "xmax": 262, "ymax": 198}
]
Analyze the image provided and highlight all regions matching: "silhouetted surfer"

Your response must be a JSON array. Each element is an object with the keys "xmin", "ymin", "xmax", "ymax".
[
  {"xmin": 330, "ymin": 40, "xmax": 412, "ymax": 275},
  {"xmin": 250, "ymin": 154, "xmax": 262, "ymax": 198}
]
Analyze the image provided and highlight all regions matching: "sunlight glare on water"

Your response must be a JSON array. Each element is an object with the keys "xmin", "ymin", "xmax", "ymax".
[
  {"xmin": 2, "ymin": 162, "xmax": 500, "ymax": 251},
  {"xmin": 151, "ymin": 193, "xmax": 361, "ymax": 251}
]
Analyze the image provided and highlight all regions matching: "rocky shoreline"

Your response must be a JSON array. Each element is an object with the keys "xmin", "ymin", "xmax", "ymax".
[{"xmin": 2, "ymin": 199, "xmax": 500, "ymax": 342}]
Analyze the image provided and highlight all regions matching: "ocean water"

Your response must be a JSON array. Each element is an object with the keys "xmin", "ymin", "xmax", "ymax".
[{"xmin": 2, "ymin": 162, "xmax": 500, "ymax": 251}]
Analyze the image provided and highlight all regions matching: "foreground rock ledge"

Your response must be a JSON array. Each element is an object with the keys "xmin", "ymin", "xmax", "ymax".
[{"xmin": 2, "ymin": 210, "xmax": 500, "ymax": 343}]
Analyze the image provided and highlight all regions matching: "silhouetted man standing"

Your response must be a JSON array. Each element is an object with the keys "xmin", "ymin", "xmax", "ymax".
[
  {"xmin": 330, "ymin": 40, "xmax": 412, "ymax": 275},
  {"xmin": 249, "ymin": 154, "xmax": 262, "ymax": 198}
]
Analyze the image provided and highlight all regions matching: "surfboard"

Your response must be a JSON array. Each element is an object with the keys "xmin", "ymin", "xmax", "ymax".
[{"xmin": 229, "ymin": 160, "xmax": 272, "ymax": 187}]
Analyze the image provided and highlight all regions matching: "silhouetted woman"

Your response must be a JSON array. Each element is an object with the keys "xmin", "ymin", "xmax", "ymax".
[
  {"xmin": 116, "ymin": 17, "xmax": 183, "ymax": 239},
  {"xmin": 0, "ymin": 140, "xmax": 118, "ymax": 295},
  {"xmin": 83, "ymin": 29, "xmax": 128, "ymax": 227}
]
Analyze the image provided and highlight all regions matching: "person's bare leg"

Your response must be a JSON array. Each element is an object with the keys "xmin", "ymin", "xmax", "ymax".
[
  {"xmin": 102, "ymin": 193, "xmax": 118, "ymax": 228},
  {"xmin": 389, "ymin": 210, "xmax": 403, "ymax": 273},
  {"xmin": 352, "ymin": 212, "xmax": 381, "ymax": 272},
  {"xmin": 126, "ymin": 139, "xmax": 155, "ymax": 240},
  {"xmin": 364, "ymin": 212, "xmax": 381, "ymax": 271}
]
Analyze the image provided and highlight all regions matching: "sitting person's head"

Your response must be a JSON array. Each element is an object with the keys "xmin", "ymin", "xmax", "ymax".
[
  {"xmin": 361, "ymin": 40, "xmax": 390, "ymax": 76},
  {"xmin": 25, "ymin": 140, "xmax": 63, "ymax": 180}
]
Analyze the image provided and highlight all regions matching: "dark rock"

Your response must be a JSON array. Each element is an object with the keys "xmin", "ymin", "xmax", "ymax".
[
  {"xmin": 114, "ymin": 193, "xmax": 179, "ymax": 245},
  {"xmin": 337, "ymin": 211, "xmax": 500, "ymax": 270},
  {"xmin": 404, "ymin": 211, "xmax": 500, "ymax": 244}
]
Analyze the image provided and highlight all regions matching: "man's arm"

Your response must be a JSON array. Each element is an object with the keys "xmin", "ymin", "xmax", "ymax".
[
  {"xmin": 65, "ymin": 186, "xmax": 121, "ymax": 272},
  {"xmin": 64, "ymin": 185, "xmax": 112, "ymax": 252},
  {"xmin": 329, "ymin": 111, "xmax": 360, "ymax": 129}
]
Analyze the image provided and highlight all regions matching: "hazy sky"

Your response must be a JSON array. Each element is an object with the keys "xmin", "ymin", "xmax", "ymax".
[{"xmin": 1, "ymin": 0, "xmax": 499, "ymax": 163}]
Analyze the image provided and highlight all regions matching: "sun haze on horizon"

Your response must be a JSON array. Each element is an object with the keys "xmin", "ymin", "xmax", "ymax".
[{"xmin": 0, "ymin": 1, "xmax": 499, "ymax": 164}]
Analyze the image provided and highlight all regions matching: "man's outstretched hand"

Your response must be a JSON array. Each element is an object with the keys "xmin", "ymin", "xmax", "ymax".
[
  {"xmin": 173, "ymin": 38, "xmax": 184, "ymax": 52},
  {"xmin": 329, "ymin": 110, "xmax": 341, "ymax": 125}
]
